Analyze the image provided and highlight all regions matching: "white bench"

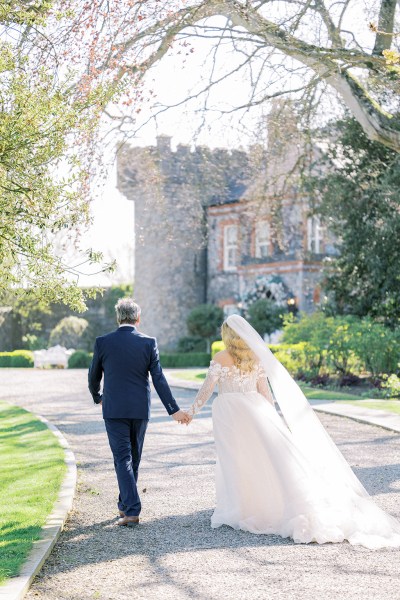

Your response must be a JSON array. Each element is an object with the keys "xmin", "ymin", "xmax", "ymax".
[{"xmin": 33, "ymin": 345, "xmax": 75, "ymax": 369}]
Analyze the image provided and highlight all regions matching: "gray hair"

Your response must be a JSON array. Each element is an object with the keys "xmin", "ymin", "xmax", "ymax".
[{"xmin": 115, "ymin": 298, "xmax": 141, "ymax": 324}]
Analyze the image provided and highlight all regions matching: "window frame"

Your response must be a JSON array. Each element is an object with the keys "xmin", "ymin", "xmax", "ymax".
[
  {"xmin": 223, "ymin": 224, "xmax": 239, "ymax": 271},
  {"xmin": 307, "ymin": 216, "xmax": 325, "ymax": 254},
  {"xmin": 255, "ymin": 220, "xmax": 270, "ymax": 259}
]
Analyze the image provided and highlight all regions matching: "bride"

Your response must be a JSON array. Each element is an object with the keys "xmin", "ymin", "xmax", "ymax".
[{"xmin": 186, "ymin": 314, "xmax": 400, "ymax": 549}]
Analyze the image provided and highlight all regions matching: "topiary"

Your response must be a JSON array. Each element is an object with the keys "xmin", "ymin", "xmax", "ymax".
[
  {"xmin": 187, "ymin": 304, "xmax": 224, "ymax": 353},
  {"xmin": 68, "ymin": 350, "xmax": 93, "ymax": 369},
  {"xmin": 247, "ymin": 298, "xmax": 284, "ymax": 339}
]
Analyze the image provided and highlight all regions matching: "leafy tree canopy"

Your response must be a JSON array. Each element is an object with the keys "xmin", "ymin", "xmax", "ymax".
[
  {"xmin": 0, "ymin": 2, "xmax": 115, "ymax": 311},
  {"xmin": 307, "ymin": 117, "xmax": 400, "ymax": 325},
  {"xmin": 49, "ymin": 316, "xmax": 89, "ymax": 349}
]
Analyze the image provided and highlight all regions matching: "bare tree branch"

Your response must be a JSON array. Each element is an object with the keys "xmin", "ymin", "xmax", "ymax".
[{"xmin": 109, "ymin": 0, "xmax": 399, "ymax": 149}]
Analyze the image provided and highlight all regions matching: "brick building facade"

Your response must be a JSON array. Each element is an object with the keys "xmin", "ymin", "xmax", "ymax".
[{"xmin": 117, "ymin": 104, "xmax": 336, "ymax": 349}]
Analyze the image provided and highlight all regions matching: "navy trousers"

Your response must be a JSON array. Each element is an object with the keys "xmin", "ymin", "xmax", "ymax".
[{"xmin": 104, "ymin": 418, "xmax": 148, "ymax": 517}]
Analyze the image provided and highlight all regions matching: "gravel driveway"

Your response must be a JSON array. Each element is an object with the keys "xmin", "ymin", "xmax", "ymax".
[{"xmin": 2, "ymin": 369, "xmax": 400, "ymax": 600}]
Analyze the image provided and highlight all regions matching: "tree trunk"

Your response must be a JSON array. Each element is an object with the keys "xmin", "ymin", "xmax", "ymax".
[{"xmin": 373, "ymin": 0, "xmax": 397, "ymax": 55}]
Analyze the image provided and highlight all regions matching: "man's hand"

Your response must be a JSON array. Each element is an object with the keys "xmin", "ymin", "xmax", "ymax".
[
  {"xmin": 172, "ymin": 410, "xmax": 191, "ymax": 425},
  {"xmin": 185, "ymin": 413, "xmax": 193, "ymax": 425}
]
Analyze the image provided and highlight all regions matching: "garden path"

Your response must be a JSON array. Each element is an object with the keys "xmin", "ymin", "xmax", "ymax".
[{"xmin": 1, "ymin": 370, "xmax": 399, "ymax": 600}]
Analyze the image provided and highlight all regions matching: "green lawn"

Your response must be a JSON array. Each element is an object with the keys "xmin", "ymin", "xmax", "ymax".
[
  {"xmin": 336, "ymin": 400, "xmax": 400, "ymax": 415},
  {"xmin": 0, "ymin": 401, "xmax": 66, "ymax": 586},
  {"xmin": 170, "ymin": 369, "xmax": 359, "ymax": 400},
  {"xmin": 297, "ymin": 384, "xmax": 359, "ymax": 401},
  {"xmin": 172, "ymin": 369, "xmax": 207, "ymax": 382}
]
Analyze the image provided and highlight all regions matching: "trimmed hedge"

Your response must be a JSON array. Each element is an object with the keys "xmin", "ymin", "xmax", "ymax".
[
  {"xmin": 68, "ymin": 351, "xmax": 93, "ymax": 369},
  {"xmin": 159, "ymin": 353, "xmax": 211, "ymax": 368},
  {"xmin": 177, "ymin": 336, "xmax": 207, "ymax": 353},
  {"xmin": 67, "ymin": 350, "xmax": 210, "ymax": 369},
  {"xmin": 0, "ymin": 351, "xmax": 33, "ymax": 368}
]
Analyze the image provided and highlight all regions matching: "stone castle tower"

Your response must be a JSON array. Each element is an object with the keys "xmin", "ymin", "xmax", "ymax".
[
  {"xmin": 117, "ymin": 102, "xmax": 335, "ymax": 349},
  {"xmin": 117, "ymin": 137, "xmax": 250, "ymax": 348}
]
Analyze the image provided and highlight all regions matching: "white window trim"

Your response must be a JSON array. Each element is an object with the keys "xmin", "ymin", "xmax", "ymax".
[
  {"xmin": 223, "ymin": 224, "xmax": 238, "ymax": 271},
  {"xmin": 307, "ymin": 216, "xmax": 324, "ymax": 254},
  {"xmin": 255, "ymin": 221, "xmax": 270, "ymax": 259}
]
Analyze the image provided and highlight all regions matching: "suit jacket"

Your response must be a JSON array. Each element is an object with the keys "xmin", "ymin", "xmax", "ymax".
[{"xmin": 88, "ymin": 326, "xmax": 180, "ymax": 419}]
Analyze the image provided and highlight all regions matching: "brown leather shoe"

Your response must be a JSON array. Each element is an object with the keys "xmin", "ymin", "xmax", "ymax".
[
  {"xmin": 118, "ymin": 510, "xmax": 126, "ymax": 518},
  {"xmin": 117, "ymin": 515, "xmax": 140, "ymax": 527}
]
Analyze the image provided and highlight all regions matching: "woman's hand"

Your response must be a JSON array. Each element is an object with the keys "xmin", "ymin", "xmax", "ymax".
[
  {"xmin": 172, "ymin": 410, "xmax": 190, "ymax": 424},
  {"xmin": 185, "ymin": 413, "xmax": 194, "ymax": 426}
]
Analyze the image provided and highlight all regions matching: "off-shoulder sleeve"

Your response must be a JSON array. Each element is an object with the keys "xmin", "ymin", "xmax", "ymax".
[
  {"xmin": 256, "ymin": 366, "xmax": 275, "ymax": 406},
  {"xmin": 187, "ymin": 360, "xmax": 221, "ymax": 417}
]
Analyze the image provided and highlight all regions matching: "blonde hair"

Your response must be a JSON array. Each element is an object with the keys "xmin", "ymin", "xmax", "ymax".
[{"xmin": 221, "ymin": 321, "xmax": 257, "ymax": 373}]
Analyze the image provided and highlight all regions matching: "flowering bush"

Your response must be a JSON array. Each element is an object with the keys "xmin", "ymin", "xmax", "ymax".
[
  {"xmin": 242, "ymin": 275, "xmax": 291, "ymax": 311},
  {"xmin": 381, "ymin": 374, "xmax": 400, "ymax": 398}
]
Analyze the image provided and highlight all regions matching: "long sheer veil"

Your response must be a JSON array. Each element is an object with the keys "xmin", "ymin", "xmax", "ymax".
[{"xmin": 226, "ymin": 314, "xmax": 369, "ymax": 498}]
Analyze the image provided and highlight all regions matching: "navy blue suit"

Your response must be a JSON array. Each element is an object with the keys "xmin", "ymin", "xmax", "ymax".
[{"xmin": 88, "ymin": 325, "xmax": 180, "ymax": 516}]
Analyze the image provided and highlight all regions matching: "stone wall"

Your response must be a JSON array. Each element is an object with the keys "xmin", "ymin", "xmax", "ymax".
[
  {"xmin": 117, "ymin": 137, "xmax": 250, "ymax": 349},
  {"xmin": 116, "ymin": 101, "xmax": 336, "ymax": 346},
  {"xmin": 206, "ymin": 193, "xmax": 321, "ymax": 312}
]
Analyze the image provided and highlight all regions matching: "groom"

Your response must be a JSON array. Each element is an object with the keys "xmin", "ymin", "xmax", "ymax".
[{"xmin": 88, "ymin": 297, "xmax": 190, "ymax": 526}]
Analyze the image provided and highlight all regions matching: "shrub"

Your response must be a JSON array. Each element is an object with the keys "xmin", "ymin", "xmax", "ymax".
[
  {"xmin": 211, "ymin": 341, "xmax": 225, "ymax": 357},
  {"xmin": 177, "ymin": 336, "xmax": 207, "ymax": 353},
  {"xmin": 49, "ymin": 316, "xmax": 89, "ymax": 350},
  {"xmin": 0, "ymin": 354, "xmax": 12, "ymax": 367},
  {"xmin": 339, "ymin": 373, "xmax": 362, "ymax": 387},
  {"xmin": 187, "ymin": 304, "xmax": 224, "ymax": 353},
  {"xmin": 325, "ymin": 318, "xmax": 360, "ymax": 374},
  {"xmin": 68, "ymin": 350, "xmax": 93, "ymax": 369},
  {"xmin": 159, "ymin": 353, "xmax": 211, "ymax": 368},
  {"xmin": 282, "ymin": 312, "xmax": 400, "ymax": 377},
  {"xmin": 309, "ymin": 373, "xmax": 332, "ymax": 387},
  {"xmin": 212, "ymin": 312, "xmax": 400, "ymax": 384},
  {"xmin": 282, "ymin": 311, "xmax": 336, "ymax": 345},
  {"xmin": 381, "ymin": 373, "xmax": 400, "ymax": 398},
  {"xmin": 247, "ymin": 298, "xmax": 283, "ymax": 338},
  {"xmin": 269, "ymin": 342, "xmax": 319, "ymax": 379},
  {"xmin": 350, "ymin": 319, "xmax": 400, "ymax": 376},
  {"xmin": 0, "ymin": 351, "xmax": 33, "ymax": 368},
  {"xmin": 212, "ymin": 340, "xmax": 317, "ymax": 379}
]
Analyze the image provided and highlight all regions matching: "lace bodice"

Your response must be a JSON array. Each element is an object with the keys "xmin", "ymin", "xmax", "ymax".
[{"xmin": 188, "ymin": 360, "xmax": 275, "ymax": 417}]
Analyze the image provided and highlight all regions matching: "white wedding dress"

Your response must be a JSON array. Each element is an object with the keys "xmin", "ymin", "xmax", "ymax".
[{"xmin": 188, "ymin": 359, "xmax": 400, "ymax": 549}]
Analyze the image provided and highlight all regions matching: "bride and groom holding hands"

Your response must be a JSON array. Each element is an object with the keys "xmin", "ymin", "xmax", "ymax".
[{"xmin": 88, "ymin": 297, "xmax": 400, "ymax": 548}]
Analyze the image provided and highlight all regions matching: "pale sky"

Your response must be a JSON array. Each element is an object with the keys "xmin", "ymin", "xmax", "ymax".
[
  {"xmin": 79, "ymin": 7, "xmax": 383, "ymax": 289},
  {"xmin": 77, "ymin": 160, "xmax": 135, "ymax": 288}
]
